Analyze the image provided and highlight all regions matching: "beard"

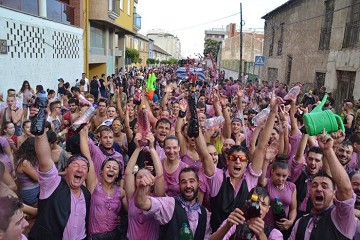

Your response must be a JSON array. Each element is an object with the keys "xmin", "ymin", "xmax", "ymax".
[{"xmin": 181, "ymin": 187, "xmax": 199, "ymax": 202}]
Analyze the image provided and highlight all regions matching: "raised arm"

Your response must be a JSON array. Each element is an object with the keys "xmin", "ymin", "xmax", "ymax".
[
  {"xmin": 195, "ymin": 129, "xmax": 215, "ymax": 177},
  {"xmin": 35, "ymin": 132, "xmax": 53, "ymax": 172},
  {"xmin": 123, "ymin": 104, "xmax": 133, "ymax": 143},
  {"xmin": 289, "ymin": 101, "xmax": 299, "ymax": 136},
  {"xmin": 147, "ymin": 133, "xmax": 165, "ymax": 197},
  {"xmin": 134, "ymin": 171, "xmax": 155, "ymax": 211},
  {"xmin": 318, "ymin": 130, "xmax": 353, "ymax": 201},
  {"xmin": 115, "ymin": 88, "xmax": 125, "ymax": 120},
  {"xmin": 80, "ymin": 125, "xmax": 98, "ymax": 194},
  {"xmin": 220, "ymin": 94, "xmax": 231, "ymax": 139},
  {"xmin": 251, "ymin": 95, "xmax": 282, "ymax": 174},
  {"xmin": 175, "ymin": 99, "xmax": 187, "ymax": 157},
  {"xmin": 124, "ymin": 135, "xmax": 141, "ymax": 199}
]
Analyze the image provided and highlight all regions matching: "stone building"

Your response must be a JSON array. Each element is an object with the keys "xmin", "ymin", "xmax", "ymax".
[{"xmin": 261, "ymin": 0, "xmax": 360, "ymax": 108}]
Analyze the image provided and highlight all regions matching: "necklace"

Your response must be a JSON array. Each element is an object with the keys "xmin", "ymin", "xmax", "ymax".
[{"xmin": 275, "ymin": 184, "xmax": 285, "ymax": 190}]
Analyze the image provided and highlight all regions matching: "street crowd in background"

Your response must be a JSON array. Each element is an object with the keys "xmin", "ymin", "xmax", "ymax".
[{"xmin": 0, "ymin": 61, "xmax": 360, "ymax": 240}]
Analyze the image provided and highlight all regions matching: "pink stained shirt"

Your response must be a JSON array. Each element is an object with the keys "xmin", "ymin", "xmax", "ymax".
[
  {"xmin": 206, "ymin": 163, "xmax": 261, "ymax": 198},
  {"xmin": 37, "ymin": 164, "xmax": 86, "ymax": 240},
  {"xmin": 163, "ymin": 160, "xmax": 188, "ymax": 197},
  {"xmin": 219, "ymin": 220, "xmax": 283, "ymax": 240},
  {"xmin": 145, "ymin": 196, "xmax": 212, "ymax": 239},
  {"xmin": 289, "ymin": 194, "xmax": 357, "ymax": 240},
  {"xmin": 127, "ymin": 194, "xmax": 159, "ymax": 240},
  {"xmin": 348, "ymin": 152, "xmax": 360, "ymax": 170},
  {"xmin": 89, "ymin": 183, "xmax": 122, "ymax": 234}
]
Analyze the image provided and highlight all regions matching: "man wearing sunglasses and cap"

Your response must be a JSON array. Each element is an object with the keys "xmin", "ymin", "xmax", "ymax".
[
  {"xmin": 197, "ymin": 93, "xmax": 282, "ymax": 232},
  {"xmin": 28, "ymin": 130, "xmax": 91, "ymax": 240}
]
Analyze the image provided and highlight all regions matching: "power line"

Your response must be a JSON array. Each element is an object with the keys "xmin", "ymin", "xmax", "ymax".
[{"xmin": 169, "ymin": 12, "xmax": 240, "ymax": 32}]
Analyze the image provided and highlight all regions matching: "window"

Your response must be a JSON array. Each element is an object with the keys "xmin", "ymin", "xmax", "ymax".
[
  {"xmin": 268, "ymin": 67, "xmax": 278, "ymax": 82},
  {"xmin": 286, "ymin": 55, "xmax": 292, "ymax": 85},
  {"xmin": 334, "ymin": 71, "xmax": 355, "ymax": 112},
  {"xmin": 319, "ymin": 0, "xmax": 335, "ymax": 50},
  {"xmin": 127, "ymin": 0, "xmax": 130, "ymax": 15},
  {"xmin": 269, "ymin": 27, "xmax": 275, "ymax": 56},
  {"xmin": 343, "ymin": 0, "xmax": 360, "ymax": 48},
  {"xmin": 120, "ymin": 0, "xmax": 123, "ymax": 10},
  {"xmin": 277, "ymin": 23, "xmax": 284, "ymax": 56}
]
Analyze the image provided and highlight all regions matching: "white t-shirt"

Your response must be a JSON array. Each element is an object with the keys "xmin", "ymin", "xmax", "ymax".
[{"xmin": 83, "ymin": 78, "xmax": 89, "ymax": 92}]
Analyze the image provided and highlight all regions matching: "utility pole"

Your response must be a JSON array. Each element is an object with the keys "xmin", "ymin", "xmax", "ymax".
[{"xmin": 238, "ymin": 2, "xmax": 243, "ymax": 80}]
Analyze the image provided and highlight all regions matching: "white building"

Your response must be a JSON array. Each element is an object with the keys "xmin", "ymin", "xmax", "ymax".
[
  {"xmin": 0, "ymin": 5, "xmax": 83, "ymax": 94},
  {"xmin": 147, "ymin": 29, "xmax": 181, "ymax": 59}
]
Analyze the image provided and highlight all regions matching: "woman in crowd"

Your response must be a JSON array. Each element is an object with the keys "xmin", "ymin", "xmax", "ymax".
[
  {"xmin": 79, "ymin": 125, "xmax": 127, "ymax": 240},
  {"xmin": 259, "ymin": 154, "xmax": 297, "ymax": 238},
  {"xmin": 111, "ymin": 117, "xmax": 128, "ymax": 163},
  {"xmin": 15, "ymin": 137, "xmax": 40, "ymax": 207},
  {"xmin": 0, "ymin": 135, "xmax": 14, "ymax": 175},
  {"xmin": 124, "ymin": 132, "xmax": 165, "ymax": 240},
  {"xmin": 16, "ymin": 80, "xmax": 35, "ymax": 119},
  {"xmin": 17, "ymin": 120, "xmax": 33, "ymax": 147},
  {"xmin": 1, "ymin": 121, "xmax": 18, "ymax": 152}
]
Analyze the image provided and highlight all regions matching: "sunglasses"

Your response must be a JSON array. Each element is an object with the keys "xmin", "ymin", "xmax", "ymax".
[{"xmin": 228, "ymin": 155, "xmax": 247, "ymax": 162}]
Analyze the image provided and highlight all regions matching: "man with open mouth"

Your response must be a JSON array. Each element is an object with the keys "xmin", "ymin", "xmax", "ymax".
[{"xmin": 289, "ymin": 131, "xmax": 357, "ymax": 240}]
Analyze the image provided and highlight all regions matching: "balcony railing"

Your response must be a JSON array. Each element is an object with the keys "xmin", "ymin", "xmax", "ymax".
[
  {"xmin": 0, "ymin": 0, "xmax": 38, "ymax": 15},
  {"xmin": 133, "ymin": 13, "xmax": 141, "ymax": 31},
  {"xmin": 47, "ymin": 0, "xmax": 74, "ymax": 25}
]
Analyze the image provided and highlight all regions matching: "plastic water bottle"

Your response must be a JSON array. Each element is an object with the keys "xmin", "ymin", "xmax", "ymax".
[
  {"xmin": 30, "ymin": 91, "xmax": 48, "ymax": 136},
  {"xmin": 69, "ymin": 105, "xmax": 96, "ymax": 132},
  {"xmin": 179, "ymin": 222, "xmax": 193, "ymax": 240},
  {"xmin": 205, "ymin": 116, "xmax": 225, "ymax": 130},
  {"xmin": 284, "ymin": 86, "xmax": 301, "ymax": 104},
  {"xmin": 251, "ymin": 106, "xmax": 270, "ymax": 126},
  {"xmin": 272, "ymin": 197, "xmax": 286, "ymax": 222},
  {"xmin": 78, "ymin": 94, "xmax": 92, "ymax": 107},
  {"xmin": 138, "ymin": 105, "xmax": 151, "ymax": 147}
]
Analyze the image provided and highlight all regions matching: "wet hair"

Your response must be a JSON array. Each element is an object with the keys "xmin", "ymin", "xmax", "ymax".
[
  {"xmin": 98, "ymin": 98, "xmax": 107, "ymax": 106},
  {"xmin": 66, "ymin": 133, "xmax": 81, "ymax": 154},
  {"xmin": 307, "ymin": 146, "xmax": 323, "ymax": 157},
  {"xmin": 248, "ymin": 186, "xmax": 270, "ymax": 202},
  {"xmin": 228, "ymin": 145, "xmax": 248, "ymax": 159},
  {"xmin": 0, "ymin": 121, "xmax": 14, "ymax": 135},
  {"xmin": 14, "ymin": 137, "xmax": 37, "ymax": 170},
  {"xmin": 71, "ymin": 86, "xmax": 80, "ymax": 93},
  {"xmin": 349, "ymin": 133, "xmax": 360, "ymax": 144},
  {"xmin": 312, "ymin": 171, "xmax": 336, "ymax": 190},
  {"xmin": 164, "ymin": 135, "xmax": 179, "ymax": 146},
  {"xmin": 155, "ymin": 118, "xmax": 171, "ymax": 128},
  {"xmin": 68, "ymin": 98, "xmax": 79, "ymax": 106},
  {"xmin": 45, "ymin": 121, "xmax": 52, "ymax": 131},
  {"xmin": 179, "ymin": 166, "xmax": 199, "ymax": 182},
  {"xmin": 47, "ymin": 130, "xmax": 58, "ymax": 144},
  {"xmin": 0, "ymin": 196, "xmax": 23, "ymax": 231},
  {"xmin": 272, "ymin": 154, "xmax": 289, "ymax": 170},
  {"xmin": 22, "ymin": 120, "xmax": 31, "ymax": 129},
  {"xmin": 99, "ymin": 126, "xmax": 113, "ymax": 137}
]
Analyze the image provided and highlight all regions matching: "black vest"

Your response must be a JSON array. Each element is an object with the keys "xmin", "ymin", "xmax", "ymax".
[
  {"xmin": 295, "ymin": 206, "xmax": 350, "ymax": 240},
  {"xmin": 159, "ymin": 198, "xmax": 207, "ymax": 240},
  {"xmin": 294, "ymin": 170, "xmax": 313, "ymax": 215},
  {"xmin": 231, "ymin": 224, "xmax": 274, "ymax": 240},
  {"xmin": 28, "ymin": 178, "xmax": 91, "ymax": 240},
  {"xmin": 210, "ymin": 173, "xmax": 249, "ymax": 232}
]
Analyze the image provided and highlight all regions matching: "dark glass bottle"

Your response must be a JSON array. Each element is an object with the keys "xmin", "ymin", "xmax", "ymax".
[
  {"xmin": 30, "ymin": 91, "xmax": 48, "ymax": 136},
  {"xmin": 187, "ymin": 87, "xmax": 199, "ymax": 138},
  {"xmin": 272, "ymin": 197, "xmax": 286, "ymax": 222}
]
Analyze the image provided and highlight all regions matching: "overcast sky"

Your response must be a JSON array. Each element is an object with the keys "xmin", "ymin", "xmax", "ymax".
[{"xmin": 137, "ymin": 0, "xmax": 288, "ymax": 58}]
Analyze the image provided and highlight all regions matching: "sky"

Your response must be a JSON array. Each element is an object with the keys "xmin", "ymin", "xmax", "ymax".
[{"xmin": 137, "ymin": 0, "xmax": 288, "ymax": 58}]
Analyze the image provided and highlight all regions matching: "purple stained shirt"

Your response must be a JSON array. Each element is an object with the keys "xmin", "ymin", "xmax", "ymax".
[
  {"xmin": 145, "ymin": 197, "xmax": 212, "ymax": 239},
  {"xmin": 290, "ymin": 156, "xmax": 311, "ymax": 212},
  {"xmin": 264, "ymin": 179, "xmax": 296, "ymax": 227},
  {"xmin": 289, "ymin": 194, "xmax": 357, "ymax": 240},
  {"xmin": 127, "ymin": 194, "xmax": 159, "ymax": 240},
  {"xmin": 163, "ymin": 160, "xmax": 188, "ymax": 197},
  {"xmin": 348, "ymin": 152, "xmax": 360, "ymax": 170},
  {"xmin": 89, "ymin": 183, "xmax": 122, "ymax": 234},
  {"xmin": 37, "ymin": 164, "xmax": 86, "ymax": 240},
  {"xmin": 206, "ymin": 164, "xmax": 261, "ymax": 198},
  {"xmin": 88, "ymin": 138, "xmax": 124, "ymax": 181},
  {"xmin": 0, "ymin": 136, "xmax": 12, "ymax": 173},
  {"xmin": 219, "ymin": 219, "xmax": 284, "ymax": 240}
]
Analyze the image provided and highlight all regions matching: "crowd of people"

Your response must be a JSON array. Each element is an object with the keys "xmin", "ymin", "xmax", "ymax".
[{"xmin": 0, "ymin": 64, "xmax": 359, "ymax": 240}]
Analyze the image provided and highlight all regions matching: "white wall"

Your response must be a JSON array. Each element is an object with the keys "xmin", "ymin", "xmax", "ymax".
[{"xmin": 0, "ymin": 7, "xmax": 84, "ymax": 95}]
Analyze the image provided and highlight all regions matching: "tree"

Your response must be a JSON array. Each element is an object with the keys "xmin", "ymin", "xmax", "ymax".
[
  {"xmin": 168, "ymin": 58, "xmax": 178, "ymax": 65},
  {"xmin": 203, "ymin": 39, "xmax": 221, "ymax": 62},
  {"xmin": 125, "ymin": 48, "xmax": 140, "ymax": 64},
  {"xmin": 156, "ymin": 59, "xmax": 160, "ymax": 64},
  {"xmin": 147, "ymin": 58, "xmax": 156, "ymax": 64}
]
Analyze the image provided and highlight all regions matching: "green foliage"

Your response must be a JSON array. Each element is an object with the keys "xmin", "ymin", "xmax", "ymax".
[
  {"xmin": 168, "ymin": 58, "xmax": 178, "ymax": 64},
  {"xmin": 156, "ymin": 59, "xmax": 160, "ymax": 64},
  {"xmin": 160, "ymin": 60, "xmax": 168, "ymax": 64},
  {"xmin": 203, "ymin": 39, "xmax": 221, "ymax": 62},
  {"xmin": 125, "ymin": 47, "xmax": 140, "ymax": 64},
  {"xmin": 138, "ymin": 58, "xmax": 142, "ymax": 64},
  {"xmin": 147, "ymin": 58, "xmax": 156, "ymax": 64}
]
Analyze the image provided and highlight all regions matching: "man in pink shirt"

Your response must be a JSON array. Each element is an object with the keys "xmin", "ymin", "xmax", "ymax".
[
  {"xmin": 134, "ymin": 167, "xmax": 212, "ymax": 239},
  {"xmin": 289, "ymin": 132, "xmax": 357, "ymax": 240},
  {"xmin": 0, "ymin": 195, "xmax": 29, "ymax": 240},
  {"xmin": 28, "ymin": 131, "xmax": 91, "ymax": 240}
]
